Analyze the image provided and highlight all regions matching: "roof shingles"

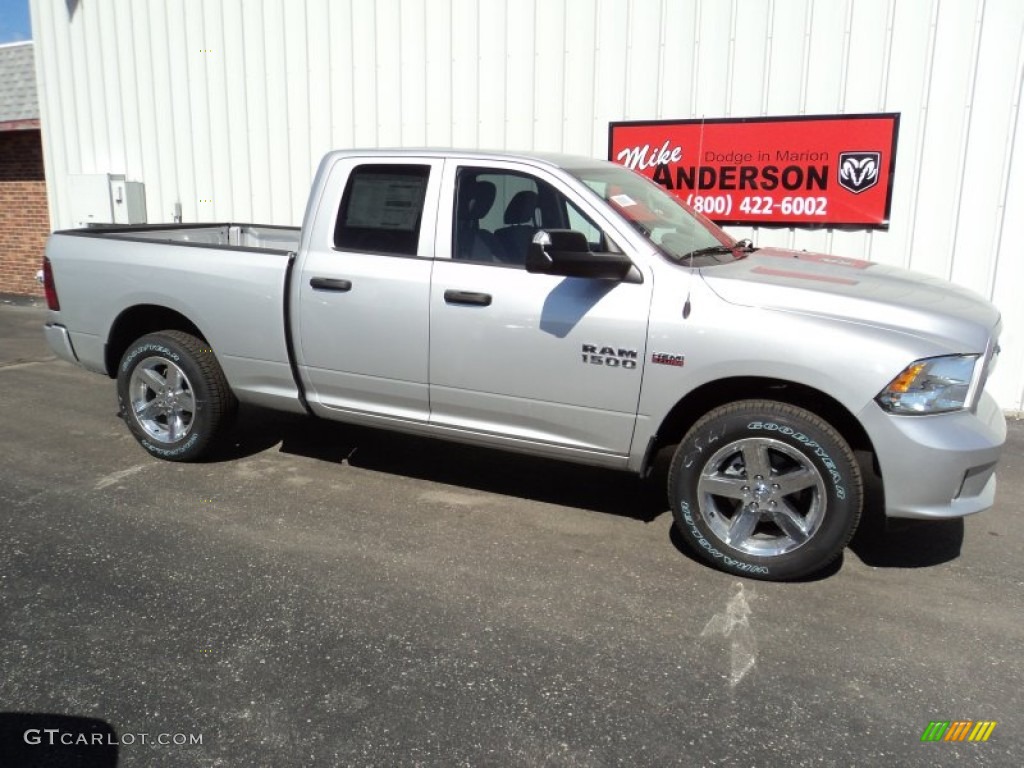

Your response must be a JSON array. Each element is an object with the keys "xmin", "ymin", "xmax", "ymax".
[{"xmin": 0, "ymin": 42, "xmax": 39, "ymax": 126}]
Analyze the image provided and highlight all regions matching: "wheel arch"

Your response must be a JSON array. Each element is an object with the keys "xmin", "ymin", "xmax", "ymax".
[
  {"xmin": 649, "ymin": 376, "xmax": 877, "ymax": 470},
  {"xmin": 105, "ymin": 305, "xmax": 207, "ymax": 378}
]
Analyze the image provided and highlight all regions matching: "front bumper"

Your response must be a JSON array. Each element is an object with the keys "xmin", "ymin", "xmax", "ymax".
[
  {"xmin": 859, "ymin": 391, "xmax": 1006, "ymax": 519},
  {"xmin": 44, "ymin": 322, "xmax": 79, "ymax": 365}
]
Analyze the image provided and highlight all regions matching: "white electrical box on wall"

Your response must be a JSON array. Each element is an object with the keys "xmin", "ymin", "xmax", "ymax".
[{"xmin": 68, "ymin": 174, "xmax": 147, "ymax": 227}]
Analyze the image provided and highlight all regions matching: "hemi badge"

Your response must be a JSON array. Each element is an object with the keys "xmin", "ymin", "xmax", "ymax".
[{"xmin": 651, "ymin": 352, "xmax": 685, "ymax": 367}]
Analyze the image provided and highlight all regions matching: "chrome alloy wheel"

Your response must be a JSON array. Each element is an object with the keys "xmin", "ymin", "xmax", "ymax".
[
  {"xmin": 697, "ymin": 437, "xmax": 827, "ymax": 557},
  {"xmin": 127, "ymin": 356, "xmax": 196, "ymax": 443}
]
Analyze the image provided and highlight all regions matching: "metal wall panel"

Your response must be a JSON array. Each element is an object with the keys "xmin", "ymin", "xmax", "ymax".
[{"xmin": 30, "ymin": 0, "xmax": 1024, "ymax": 409}]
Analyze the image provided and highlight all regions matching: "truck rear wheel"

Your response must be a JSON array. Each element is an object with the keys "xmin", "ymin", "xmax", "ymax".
[
  {"xmin": 668, "ymin": 400, "xmax": 862, "ymax": 581},
  {"xmin": 116, "ymin": 331, "xmax": 236, "ymax": 462}
]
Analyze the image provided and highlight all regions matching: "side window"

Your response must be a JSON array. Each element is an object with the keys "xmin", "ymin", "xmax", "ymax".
[
  {"xmin": 334, "ymin": 164, "xmax": 429, "ymax": 256},
  {"xmin": 453, "ymin": 168, "xmax": 611, "ymax": 266},
  {"xmin": 565, "ymin": 199, "xmax": 607, "ymax": 251}
]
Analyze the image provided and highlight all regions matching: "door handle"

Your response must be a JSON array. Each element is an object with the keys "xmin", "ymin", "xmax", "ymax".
[
  {"xmin": 444, "ymin": 290, "xmax": 492, "ymax": 307},
  {"xmin": 310, "ymin": 277, "xmax": 352, "ymax": 292}
]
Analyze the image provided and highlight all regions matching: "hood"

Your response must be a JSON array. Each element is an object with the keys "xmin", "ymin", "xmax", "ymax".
[{"xmin": 700, "ymin": 248, "xmax": 1000, "ymax": 353}]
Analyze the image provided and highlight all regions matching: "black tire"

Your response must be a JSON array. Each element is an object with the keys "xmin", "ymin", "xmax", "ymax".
[
  {"xmin": 116, "ymin": 331, "xmax": 236, "ymax": 462},
  {"xmin": 668, "ymin": 400, "xmax": 862, "ymax": 581}
]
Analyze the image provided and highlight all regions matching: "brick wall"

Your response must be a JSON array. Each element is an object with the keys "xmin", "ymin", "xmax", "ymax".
[{"xmin": 0, "ymin": 129, "xmax": 49, "ymax": 297}]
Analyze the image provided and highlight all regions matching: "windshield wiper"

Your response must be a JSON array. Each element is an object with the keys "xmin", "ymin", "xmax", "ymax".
[{"xmin": 678, "ymin": 238, "xmax": 758, "ymax": 261}]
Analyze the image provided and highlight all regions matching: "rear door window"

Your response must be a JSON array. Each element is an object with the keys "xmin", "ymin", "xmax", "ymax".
[{"xmin": 334, "ymin": 165, "xmax": 430, "ymax": 256}]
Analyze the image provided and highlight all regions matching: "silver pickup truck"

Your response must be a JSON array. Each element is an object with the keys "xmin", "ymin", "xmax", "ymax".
[{"xmin": 42, "ymin": 149, "xmax": 1005, "ymax": 580}]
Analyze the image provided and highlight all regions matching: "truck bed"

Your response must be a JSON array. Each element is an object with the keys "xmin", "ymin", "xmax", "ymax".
[
  {"xmin": 45, "ymin": 222, "xmax": 305, "ymax": 414},
  {"xmin": 69, "ymin": 222, "xmax": 301, "ymax": 252}
]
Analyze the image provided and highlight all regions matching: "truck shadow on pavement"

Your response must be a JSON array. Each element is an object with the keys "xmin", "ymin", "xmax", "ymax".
[
  {"xmin": 211, "ymin": 405, "xmax": 669, "ymax": 522},
  {"xmin": 849, "ymin": 516, "xmax": 964, "ymax": 569},
  {"xmin": 846, "ymin": 457, "xmax": 965, "ymax": 569},
  {"xmin": 211, "ymin": 405, "xmax": 965, "ymax": 573}
]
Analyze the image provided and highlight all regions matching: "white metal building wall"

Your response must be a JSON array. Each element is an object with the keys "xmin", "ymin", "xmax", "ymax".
[{"xmin": 30, "ymin": 0, "xmax": 1024, "ymax": 411}]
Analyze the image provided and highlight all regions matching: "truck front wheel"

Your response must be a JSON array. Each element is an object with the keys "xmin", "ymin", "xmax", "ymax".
[
  {"xmin": 668, "ymin": 400, "xmax": 862, "ymax": 581},
  {"xmin": 116, "ymin": 331, "xmax": 236, "ymax": 462}
]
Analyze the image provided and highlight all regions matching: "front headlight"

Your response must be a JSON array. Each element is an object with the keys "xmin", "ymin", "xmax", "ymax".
[{"xmin": 876, "ymin": 355, "xmax": 979, "ymax": 414}]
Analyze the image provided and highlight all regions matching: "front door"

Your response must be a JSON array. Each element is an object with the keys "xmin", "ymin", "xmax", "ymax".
[{"xmin": 428, "ymin": 161, "xmax": 652, "ymax": 461}]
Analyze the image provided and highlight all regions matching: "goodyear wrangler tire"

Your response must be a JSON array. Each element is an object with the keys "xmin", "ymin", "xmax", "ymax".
[
  {"xmin": 116, "ymin": 331, "xmax": 236, "ymax": 462},
  {"xmin": 668, "ymin": 400, "xmax": 862, "ymax": 581}
]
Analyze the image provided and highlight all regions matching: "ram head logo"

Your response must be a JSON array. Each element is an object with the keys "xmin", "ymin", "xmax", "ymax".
[{"xmin": 838, "ymin": 151, "xmax": 881, "ymax": 194}]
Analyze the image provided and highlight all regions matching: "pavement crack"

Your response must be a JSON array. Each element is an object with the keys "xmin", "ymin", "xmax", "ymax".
[
  {"xmin": 0, "ymin": 356, "xmax": 58, "ymax": 370},
  {"xmin": 95, "ymin": 464, "xmax": 151, "ymax": 490}
]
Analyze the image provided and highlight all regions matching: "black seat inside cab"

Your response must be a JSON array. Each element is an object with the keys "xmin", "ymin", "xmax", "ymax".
[
  {"xmin": 495, "ymin": 190, "xmax": 541, "ymax": 265},
  {"xmin": 455, "ymin": 178, "xmax": 507, "ymax": 262}
]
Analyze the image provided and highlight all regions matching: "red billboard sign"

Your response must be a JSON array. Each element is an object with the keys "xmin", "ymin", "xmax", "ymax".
[{"xmin": 608, "ymin": 114, "xmax": 899, "ymax": 229}]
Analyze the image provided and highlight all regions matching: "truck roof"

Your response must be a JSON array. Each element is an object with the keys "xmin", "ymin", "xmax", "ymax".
[{"xmin": 325, "ymin": 147, "xmax": 608, "ymax": 171}]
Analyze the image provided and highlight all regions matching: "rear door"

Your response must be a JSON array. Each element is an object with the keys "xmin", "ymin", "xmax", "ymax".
[
  {"xmin": 428, "ymin": 160, "xmax": 652, "ymax": 461},
  {"xmin": 295, "ymin": 157, "xmax": 443, "ymax": 423}
]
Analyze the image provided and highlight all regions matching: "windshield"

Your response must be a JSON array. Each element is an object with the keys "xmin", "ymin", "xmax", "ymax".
[{"xmin": 566, "ymin": 163, "xmax": 744, "ymax": 266}]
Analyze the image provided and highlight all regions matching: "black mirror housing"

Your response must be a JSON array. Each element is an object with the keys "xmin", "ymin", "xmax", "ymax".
[{"xmin": 526, "ymin": 229, "xmax": 633, "ymax": 280}]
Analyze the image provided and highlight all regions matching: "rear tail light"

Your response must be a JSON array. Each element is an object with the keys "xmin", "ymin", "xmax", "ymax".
[{"xmin": 43, "ymin": 256, "xmax": 60, "ymax": 310}]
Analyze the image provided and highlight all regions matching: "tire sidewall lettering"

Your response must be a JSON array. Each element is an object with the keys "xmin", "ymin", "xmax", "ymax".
[
  {"xmin": 681, "ymin": 422, "xmax": 726, "ymax": 470},
  {"xmin": 747, "ymin": 420, "xmax": 847, "ymax": 500},
  {"xmin": 679, "ymin": 501, "xmax": 770, "ymax": 576},
  {"xmin": 141, "ymin": 432, "xmax": 201, "ymax": 457},
  {"xmin": 121, "ymin": 343, "xmax": 180, "ymax": 374}
]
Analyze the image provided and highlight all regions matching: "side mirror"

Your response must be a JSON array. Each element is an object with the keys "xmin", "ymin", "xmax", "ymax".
[{"xmin": 525, "ymin": 230, "xmax": 633, "ymax": 280}]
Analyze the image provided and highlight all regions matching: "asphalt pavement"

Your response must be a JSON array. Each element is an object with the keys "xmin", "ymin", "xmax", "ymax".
[{"xmin": 1, "ymin": 299, "xmax": 1021, "ymax": 767}]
